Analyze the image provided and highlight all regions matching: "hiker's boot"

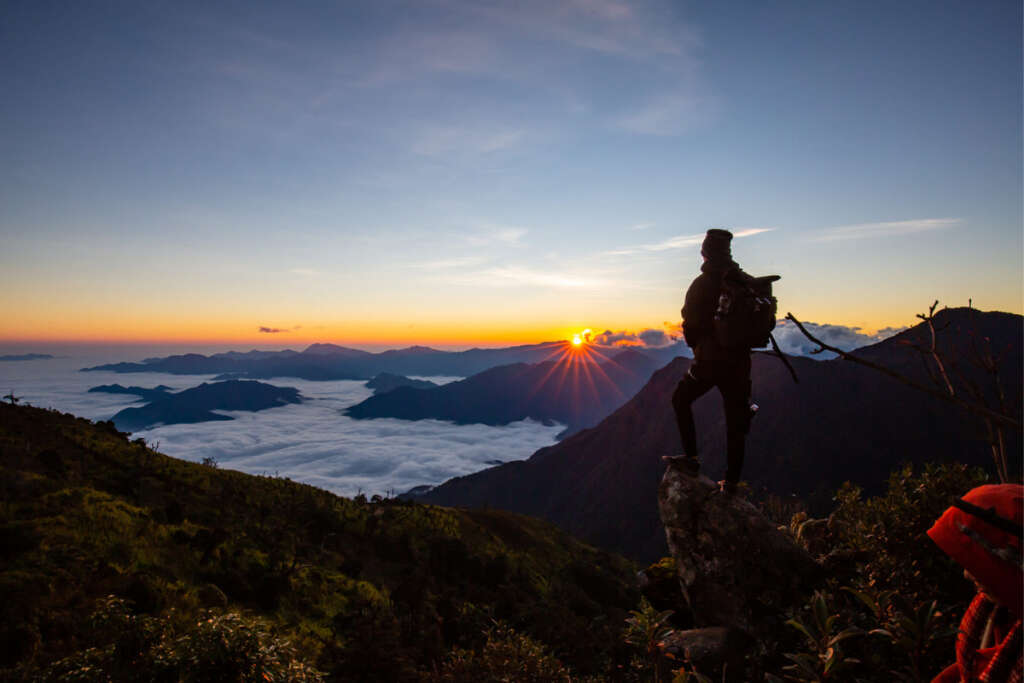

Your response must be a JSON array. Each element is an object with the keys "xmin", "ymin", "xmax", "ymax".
[
  {"xmin": 662, "ymin": 455, "xmax": 700, "ymax": 476},
  {"xmin": 718, "ymin": 479, "xmax": 738, "ymax": 496}
]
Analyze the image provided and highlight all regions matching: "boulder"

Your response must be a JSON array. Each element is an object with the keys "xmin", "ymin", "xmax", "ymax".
[
  {"xmin": 658, "ymin": 466, "xmax": 822, "ymax": 635},
  {"xmin": 660, "ymin": 627, "xmax": 753, "ymax": 680}
]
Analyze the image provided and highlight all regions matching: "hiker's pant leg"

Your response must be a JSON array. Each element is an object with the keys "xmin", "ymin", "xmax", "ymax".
[
  {"xmin": 672, "ymin": 365, "xmax": 713, "ymax": 458},
  {"xmin": 719, "ymin": 358, "xmax": 752, "ymax": 484}
]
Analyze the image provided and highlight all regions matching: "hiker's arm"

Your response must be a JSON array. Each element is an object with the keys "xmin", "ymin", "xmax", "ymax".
[{"xmin": 681, "ymin": 277, "xmax": 711, "ymax": 348}]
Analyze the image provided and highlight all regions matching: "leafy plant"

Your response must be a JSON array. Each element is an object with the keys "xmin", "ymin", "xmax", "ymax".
[
  {"xmin": 624, "ymin": 598, "xmax": 676, "ymax": 682},
  {"xmin": 782, "ymin": 591, "xmax": 863, "ymax": 681},
  {"xmin": 845, "ymin": 588, "xmax": 957, "ymax": 681}
]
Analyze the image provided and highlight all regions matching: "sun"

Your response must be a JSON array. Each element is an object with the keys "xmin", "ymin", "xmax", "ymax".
[{"xmin": 570, "ymin": 329, "xmax": 592, "ymax": 347}]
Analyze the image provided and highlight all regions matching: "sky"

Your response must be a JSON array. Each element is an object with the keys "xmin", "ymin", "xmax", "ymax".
[{"xmin": 2, "ymin": 0, "xmax": 1021, "ymax": 348}]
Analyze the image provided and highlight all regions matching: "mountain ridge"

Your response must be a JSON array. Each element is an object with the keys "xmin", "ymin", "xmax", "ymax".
[
  {"xmin": 420, "ymin": 308, "xmax": 1022, "ymax": 561},
  {"xmin": 346, "ymin": 348, "xmax": 661, "ymax": 438}
]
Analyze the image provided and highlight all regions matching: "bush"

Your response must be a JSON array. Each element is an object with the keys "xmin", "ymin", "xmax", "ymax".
[
  {"xmin": 40, "ymin": 596, "xmax": 322, "ymax": 682},
  {"xmin": 429, "ymin": 622, "xmax": 570, "ymax": 682}
]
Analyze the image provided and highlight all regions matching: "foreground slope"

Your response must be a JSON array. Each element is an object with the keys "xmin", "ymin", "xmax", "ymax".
[
  {"xmin": 0, "ymin": 403, "xmax": 638, "ymax": 680},
  {"xmin": 422, "ymin": 309, "xmax": 1021, "ymax": 561}
]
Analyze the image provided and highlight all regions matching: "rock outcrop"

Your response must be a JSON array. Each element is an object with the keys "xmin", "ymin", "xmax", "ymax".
[{"xmin": 658, "ymin": 465, "xmax": 821, "ymax": 636}]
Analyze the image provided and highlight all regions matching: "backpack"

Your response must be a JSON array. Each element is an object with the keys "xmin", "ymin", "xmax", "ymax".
[{"xmin": 713, "ymin": 269, "xmax": 780, "ymax": 349}]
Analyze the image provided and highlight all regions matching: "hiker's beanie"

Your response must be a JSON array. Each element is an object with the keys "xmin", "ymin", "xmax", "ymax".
[
  {"xmin": 701, "ymin": 229, "xmax": 733, "ymax": 260},
  {"xmin": 927, "ymin": 484, "xmax": 1024, "ymax": 616}
]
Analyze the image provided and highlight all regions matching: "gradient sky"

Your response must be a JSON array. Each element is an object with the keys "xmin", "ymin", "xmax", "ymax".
[{"xmin": 2, "ymin": 0, "xmax": 1021, "ymax": 346}]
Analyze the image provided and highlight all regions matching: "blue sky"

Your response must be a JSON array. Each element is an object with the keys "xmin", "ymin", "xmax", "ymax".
[{"xmin": 1, "ymin": 0, "xmax": 1020, "ymax": 345}]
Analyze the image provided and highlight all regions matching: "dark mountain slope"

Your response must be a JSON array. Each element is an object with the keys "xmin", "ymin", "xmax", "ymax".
[
  {"xmin": 111, "ymin": 380, "xmax": 302, "ymax": 431},
  {"xmin": 365, "ymin": 372, "xmax": 439, "ymax": 395},
  {"xmin": 88, "ymin": 383, "xmax": 174, "ymax": 402},
  {"xmin": 0, "ymin": 403, "xmax": 639, "ymax": 679},
  {"xmin": 422, "ymin": 309, "xmax": 1021, "ymax": 561},
  {"xmin": 346, "ymin": 348, "xmax": 659, "ymax": 438}
]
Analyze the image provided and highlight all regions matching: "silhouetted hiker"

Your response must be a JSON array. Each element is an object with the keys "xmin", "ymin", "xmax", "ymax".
[
  {"xmin": 664, "ymin": 229, "xmax": 760, "ymax": 495},
  {"xmin": 928, "ymin": 484, "xmax": 1022, "ymax": 683}
]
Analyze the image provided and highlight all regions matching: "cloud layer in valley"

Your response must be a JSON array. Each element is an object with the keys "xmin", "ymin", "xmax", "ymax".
[
  {"xmin": 771, "ymin": 319, "xmax": 905, "ymax": 358},
  {"xmin": 132, "ymin": 377, "xmax": 562, "ymax": 497},
  {"xmin": 5, "ymin": 354, "xmax": 561, "ymax": 497}
]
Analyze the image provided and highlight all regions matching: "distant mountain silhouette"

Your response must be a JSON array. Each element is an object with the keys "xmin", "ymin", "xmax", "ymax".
[
  {"xmin": 346, "ymin": 348, "xmax": 660, "ymax": 439},
  {"xmin": 88, "ymin": 383, "xmax": 174, "ymax": 402},
  {"xmin": 82, "ymin": 341, "xmax": 651, "ymax": 381},
  {"xmin": 365, "ymin": 373, "xmax": 438, "ymax": 395},
  {"xmin": 0, "ymin": 353, "xmax": 54, "ymax": 361},
  {"xmin": 111, "ymin": 380, "xmax": 301, "ymax": 432},
  {"xmin": 420, "ymin": 309, "xmax": 1022, "ymax": 561}
]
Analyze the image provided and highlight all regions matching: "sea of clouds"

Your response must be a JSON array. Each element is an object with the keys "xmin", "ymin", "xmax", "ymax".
[
  {"xmin": 0, "ymin": 322, "xmax": 902, "ymax": 496},
  {"xmin": 0, "ymin": 350, "xmax": 562, "ymax": 497}
]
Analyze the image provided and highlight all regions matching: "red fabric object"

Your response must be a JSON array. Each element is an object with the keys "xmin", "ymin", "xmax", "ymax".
[
  {"xmin": 931, "ymin": 594, "xmax": 1022, "ymax": 683},
  {"xmin": 928, "ymin": 484, "xmax": 1024, "ymax": 682},
  {"xmin": 927, "ymin": 484, "xmax": 1024, "ymax": 617},
  {"xmin": 933, "ymin": 661, "xmax": 960, "ymax": 683}
]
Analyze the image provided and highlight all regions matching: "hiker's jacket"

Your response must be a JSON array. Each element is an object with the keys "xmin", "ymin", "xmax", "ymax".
[{"xmin": 681, "ymin": 258, "xmax": 749, "ymax": 363}]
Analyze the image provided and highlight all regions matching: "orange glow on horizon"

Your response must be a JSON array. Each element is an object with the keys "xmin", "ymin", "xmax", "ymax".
[{"xmin": 0, "ymin": 320, "xmax": 611, "ymax": 351}]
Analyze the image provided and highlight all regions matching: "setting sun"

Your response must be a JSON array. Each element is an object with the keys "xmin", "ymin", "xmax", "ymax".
[{"xmin": 571, "ymin": 329, "xmax": 592, "ymax": 346}]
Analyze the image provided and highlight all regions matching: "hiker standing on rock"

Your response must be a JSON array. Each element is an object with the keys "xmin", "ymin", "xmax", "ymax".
[{"xmin": 665, "ymin": 229, "xmax": 778, "ymax": 495}]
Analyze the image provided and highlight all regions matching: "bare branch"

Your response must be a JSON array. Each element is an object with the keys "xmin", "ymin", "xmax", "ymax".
[
  {"xmin": 784, "ymin": 312, "xmax": 1019, "ymax": 430},
  {"xmin": 919, "ymin": 302, "xmax": 956, "ymax": 397}
]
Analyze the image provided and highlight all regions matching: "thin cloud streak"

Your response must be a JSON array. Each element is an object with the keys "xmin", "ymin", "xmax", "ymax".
[
  {"xmin": 442, "ymin": 266, "xmax": 603, "ymax": 289},
  {"xmin": 413, "ymin": 256, "xmax": 488, "ymax": 270},
  {"xmin": 603, "ymin": 227, "xmax": 774, "ymax": 257},
  {"xmin": 812, "ymin": 218, "xmax": 960, "ymax": 242},
  {"xmin": 616, "ymin": 92, "xmax": 718, "ymax": 136},
  {"xmin": 464, "ymin": 226, "xmax": 528, "ymax": 246}
]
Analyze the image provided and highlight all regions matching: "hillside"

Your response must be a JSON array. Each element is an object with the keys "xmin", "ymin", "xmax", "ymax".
[
  {"xmin": 347, "ymin": 348, "xmax": 659, "ymax": 438},
  {"xmin": 110, "ymin": 380, "xmax": 303, "ymax": 431},
  {"xmin": 365, "ymin": 373, "xmax": 439, "ymax": 395},
  {"xmin": 421, "ymin": 309, "xmax": 1022, "ymax": 561},
  {"xmin": 0, "ymin": 403, "xmax": 639, "ymax": 680}
]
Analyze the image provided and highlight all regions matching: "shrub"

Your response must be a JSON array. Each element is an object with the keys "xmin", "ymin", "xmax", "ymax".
[
  {"xmin": 429, "ymin": 622, "xmax": 570, "ymax": 682},
  {"xmin": 40, "ymin": 596, "xmax": 322, "ymax": 682}
]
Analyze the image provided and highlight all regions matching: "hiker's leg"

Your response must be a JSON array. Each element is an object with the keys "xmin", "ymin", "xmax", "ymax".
[
  {"xmin": 672, "ymin": 365, "xmax": 713, "ymax": 458},
  {"xmin": 720, "ymin": 359, "xmax": 752, "ymax": 484}
]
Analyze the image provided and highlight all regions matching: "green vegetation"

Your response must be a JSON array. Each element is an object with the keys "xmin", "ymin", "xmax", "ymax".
[
  {"xmin": 0, "ymin": 403, "xmax": 638, "ymax": 680},
  {"xmin": 0, "ymin": 402, "xmax": 997, "ymax": 681},
  {"xmin": 774, "ymin": 463, "xmax": 986, "ymax": 681}
]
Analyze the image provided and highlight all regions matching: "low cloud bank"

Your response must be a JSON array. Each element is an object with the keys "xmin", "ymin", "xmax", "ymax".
[
  {"xmin": 771, "ymin": 319, "xmax": 905, "ymax": 358},
  {"xmin": 590, "ymin": 319, "xmax": 902, "ymax": 357},
  {"xmin": 130, "ymin": 377, "xmax": 562, "ymax": 497},
  {"xmin": 594, "ymin": 323, "xmax": 681, "ymax": 348},
  {"xmin": 10, "ymin": 358, "xmax": 562, "ymax": 498}
]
